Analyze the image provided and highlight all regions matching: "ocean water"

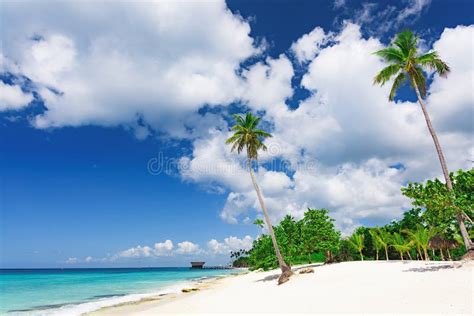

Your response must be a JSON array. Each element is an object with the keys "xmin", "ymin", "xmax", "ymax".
[{"xmin": 0, "ymin": 268, "xmax": 237, "ymax": 315}]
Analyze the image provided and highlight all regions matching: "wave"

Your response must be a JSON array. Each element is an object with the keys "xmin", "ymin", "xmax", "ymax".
[{"xmin": 8, "ymin": 281, "xmax": 193, "ymax": 316}]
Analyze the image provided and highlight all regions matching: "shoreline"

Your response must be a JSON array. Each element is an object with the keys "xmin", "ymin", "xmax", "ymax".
[
  {"xmin": 84, "ymin": 268, "xmax": 248, "ymax": 316},
  {"xmin": 90, "ymin": 261, "xmax": 473, "ymax": 315}
]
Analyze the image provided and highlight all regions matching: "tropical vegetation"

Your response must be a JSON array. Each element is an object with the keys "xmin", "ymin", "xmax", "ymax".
[{"xmin": 231, "ymin": 169, "xmax": 473, "ymax": 269}]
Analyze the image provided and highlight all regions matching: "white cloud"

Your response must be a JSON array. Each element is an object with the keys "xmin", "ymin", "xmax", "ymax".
[
  {"xmin": 66, "ymin": 257, "xmax": 78, "ymax": 264},
  {"xmin": 154, "ymin": 240, "xmax": 174, "ymax": 255},
  {"xmin": 396, "ymin": 0, "xmax": 432, "ymax": 24},
  {"xmin": 175, "ymin": 241, "xmax": 201, "ymax": 255},
  {"xmin": 291, "ymin": 27, "xmax": 329, "ymax": 63},
  {"xmin": 2, "ymin": 1, "xmax": 471, "ymax": 237},
  {"xmin": 85, "ymin": 256, "xmax": 93, "ymax": 263},
  {"xmin": 427, "ymin": 25, "xmax": 474, "ymax": 135},
  {"xmin": 0, "ymin": 82, "xmax": 33, "ymax": 111},
  {"xmin": 181, "ymin": 23, "xmax": 473, "ymax": 234},
  {"xmin": 241, "ymin": 54, "xmax": 294, "ymax": 109},
  {"xmin": 1, "ymin": 0, "xmax": 257, "ymax": 137},
  {"xmin": 207, "ymin": 235, "xmax": 253, "ymax": 255},
  {"xmin": 118, "ymin": 245, "xmax": 153, "ymax": 258}
]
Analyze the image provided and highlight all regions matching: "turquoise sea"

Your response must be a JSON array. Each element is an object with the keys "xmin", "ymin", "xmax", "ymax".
[{"xmin": 0, "ymin": 268, "xmax": 237, "ymax": 315}]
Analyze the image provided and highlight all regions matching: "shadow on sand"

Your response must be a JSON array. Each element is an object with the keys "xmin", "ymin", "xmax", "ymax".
[{"xmin": 403, "ymin": 263, "xmax": 456, "ymax": 272}]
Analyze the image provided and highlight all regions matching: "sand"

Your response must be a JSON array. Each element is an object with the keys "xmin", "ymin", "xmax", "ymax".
[{"xmin": 92, "ymin": 260, "xmax": 473, "ymax": 315}]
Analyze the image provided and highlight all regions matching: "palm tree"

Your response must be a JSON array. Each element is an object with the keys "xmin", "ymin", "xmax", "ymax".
[
  {"xmin": 374, "ymin": 228, "xmax": 391, "ymax": 260},
  {"xmin": 373, "ymin": 30, "xmax": 473, "ymax": 255},
  {"xmin": 369, "ymin": 229, "xmax": 383, "ymax": 260},
  {"xmin": 226, "ymin": 113, "xmax": 292, "ymax": 282},
  {"xmin": 404, "ymin": 225, "xmax": 437, "ymax": 260},
  {"xmin": 391, "ymin": 232, "xmax": 414, "ymax": 260},
  {"xmin": 348, "ymin": 233, "xmax": 365, "ymax": 261}
]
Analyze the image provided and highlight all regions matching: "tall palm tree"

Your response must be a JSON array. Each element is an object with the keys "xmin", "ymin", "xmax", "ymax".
[
  {"xmin": 348, "ymin": 233, "xmax": 365, "ymax": 261},
  {"xmin": 373, "ymin": 30, "xmax": 473, "ymax": 255},
  {"xmin": 374, "ymin": 228, "xmax": 391, "ymax": 260},
  {"xmin": 226, "ymin": 113, "xmax": 292, "ymax": 282},
  {"xmin": 369, "ymin": 229, "xmax": 383, "ymax": 260},
  {"xmin": 391, "ymin": 232, "xmax": 414, "ymax": 260}
]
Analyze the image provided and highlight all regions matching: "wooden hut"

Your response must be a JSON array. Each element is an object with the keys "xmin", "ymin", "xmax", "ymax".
[
  {"xmin": 190, "ymin": 261, "xmax": 205, "ymax": 269},
  {"xmin": 428, "ymin": 235, "xmax": 458, "ymax": 260}
]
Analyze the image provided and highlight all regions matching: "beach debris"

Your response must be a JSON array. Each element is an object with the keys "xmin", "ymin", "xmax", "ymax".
[
  {"xmin": 299, "ymin": 268, "xmax": 314, "ymax": 274},
  {"xmin": 182, "ymin": 288, "xmax": 199, "ymax": 293}
]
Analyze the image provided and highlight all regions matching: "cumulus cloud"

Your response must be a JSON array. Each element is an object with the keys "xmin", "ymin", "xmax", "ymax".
[
  {"xmin": 181, "ymin": 23, "xmax": 473, "ymax": 234},
  {"xmin": 175, "ymin": 241, "xmax": 201, "ymax": 255},
  {"xmin": 0, "ymin": 82, "xmax": 33, "ymax": 111},
  {"xmin": 117, "ymin": 245, "xmax": 153, "ymax": 258},
  {"xmin": 1, "ymin": 0, "xmax": 257, "ymax": 137},
  {"xmin": 241, "ymin": 55, "xmax": 294, "ymax": 109},
  {"xmin": 154, "ymin": 239, "xmax": 174, "ymax": 255},
  {"xmin": 291, "ymin": 27, "xmax": 329, "ymax": 63},
  {"xmin": 207, "ymin": 235, "xmax": 253, "ymax": 255},
  {"xmin": 2, "ymin": 0, "xmax": 472, "ymax": 236}
]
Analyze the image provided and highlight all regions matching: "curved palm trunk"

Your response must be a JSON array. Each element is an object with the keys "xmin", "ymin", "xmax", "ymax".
[
  {"xmin": 413, "ymin": 83, "xmax": 473, "ymax": 255},
  {"xmin": 375, "ymin": 249, "xmax": 379, "ymax": 261},
  {"xmin": 359, "ymin": 250, "xmax": 364, "ymax": 261},
  {"xmin": 384, "ymin": 246, "xmax": 389, "ymax": 261},
  {"xmin": 247, "ymin": 159, "xmax": 291, "ymax": 277}
]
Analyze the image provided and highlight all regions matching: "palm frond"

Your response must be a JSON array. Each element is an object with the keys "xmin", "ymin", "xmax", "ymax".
[
  {"xmin": 373, "ymin": 47, "xmax": 405, "ymax": 63},
  {"xmin": 416, "ymin": 52, "xmax": 450, "ymax": 77},
  {"xmin": 373, "ymin": 64, "xmax": 402, "ymax": 86},
  {"xmin": 389, "ymin": 72, "xmax": 407, "ymax": 101},
  {"xmin": 226, "ymin": 112, "xmax": 272, "ymax": 161},
  {"xmin": 394, "ymin": 30, "xmax": 417, "ymax": 57}
]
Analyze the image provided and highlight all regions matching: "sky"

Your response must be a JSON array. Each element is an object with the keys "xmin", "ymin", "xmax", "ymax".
[{"xmin": 0, "ymin": 0, "xmax": 473, "ymax": 268}]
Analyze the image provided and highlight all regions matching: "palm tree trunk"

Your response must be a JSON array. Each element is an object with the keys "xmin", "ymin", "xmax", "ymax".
[
  {"xmin": 376, "ymin": 249, "xmax": 379, "ymax": 261},
  {"xmin": 440, "ymin": 249, "xmax": 445, "ymax": 261},
  {"xmin": 423, "ymin": 248, "xmax": 430, "ymax": 261},
  {"xmin": 413, "ymin": 83, "xmax": 473, "ymax": 255},
  {"xmin": 399, "ymin": 251, "xmax": 404, "ymax": 261},
  {"xmin": 447, "ymin": 249, "xmax": 452, "ymax": 261},
  {"xmin": 407, "ymin": 251, "xmax": 412, "ymax": 260},
  {"xmin": 247, "ymin": 159, "xmax": 291, "ymax": 274},
  {"xmin": 385, "ymin": 246, "xmax": 389, "ymax": 261},
  {"xmin": 359, "ymin": 251, "xmax": 364, "ymax": 261}
]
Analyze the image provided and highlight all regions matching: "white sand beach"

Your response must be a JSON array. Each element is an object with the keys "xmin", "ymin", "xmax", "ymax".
[{"xmin": 91, "ymin": 260, "xmax": 473, "ymax": 315}]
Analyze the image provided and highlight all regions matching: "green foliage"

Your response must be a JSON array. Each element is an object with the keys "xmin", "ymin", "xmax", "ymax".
[
  {"xmin": 347, "ymin": 233, "xmax": 365, "ymax": 260},
  {"xmin": 402, "ymin": 169, "xmax": 474, "ymax": 238},
  {"xmin": 253, "ymin": 218, "xmax": 264, "ymax": 228},
  {"xmin": 300, "ymin": 209, "xmax": 341, "ymax": 257},
  {"xmin": 226, "ymin": 112, "xmax": 272, "ymax": 161},
  {"xmin": 390, "ymin": 232, "xmax": 414, "ymax": 260},
  {"xmin": 229, "ymin": 169, "xmax": 473, "ymax": 267},
  {"xmin": 369, "ymin": 229, "xmax": 383, "ymax": 260},
  {"xmin": 373, "ymin": 29, "xmax": 450, "ymax": 100},
  {"xmin": 241, "ymin": 209, "xmax": 340, "ymax": 270},
  {"xmin": 403, "ymin": 225, "xmax": 438, "ymax": 260}
]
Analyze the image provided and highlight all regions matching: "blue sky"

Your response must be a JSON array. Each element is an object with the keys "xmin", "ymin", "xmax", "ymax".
[{"xmin": 1, "ymin": 0, "xmax": 473, "ymax": 268}]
